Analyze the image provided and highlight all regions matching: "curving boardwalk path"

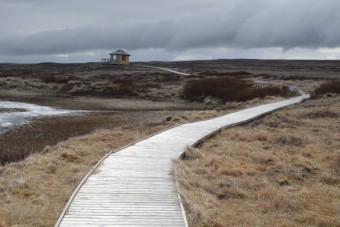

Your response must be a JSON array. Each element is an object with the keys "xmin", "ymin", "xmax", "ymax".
[
  {"xmin": 139, "ymin": 65, "xmax": 190, "ymax": 76},
  {"xmin": 56, "ymin": 92, "xmax": 309, "ymax": 226}
]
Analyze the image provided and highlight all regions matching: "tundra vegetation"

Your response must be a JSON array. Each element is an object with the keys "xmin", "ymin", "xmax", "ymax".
[{"xmin": 0, "ymin": 60, "xmax": 339, "ymax": 226}]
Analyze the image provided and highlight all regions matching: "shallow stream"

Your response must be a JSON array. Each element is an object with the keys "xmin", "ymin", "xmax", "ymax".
[{"xmin": 0, "ymin": 100, "xmax": 85, "ymax": 134}]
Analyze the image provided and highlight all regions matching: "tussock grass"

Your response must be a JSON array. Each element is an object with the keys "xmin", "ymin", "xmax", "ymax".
[
  {"xmin": 173, "ymin": 95, "xmax": 340, "ymax": 226},
  {"xmin": 183, "ymin": 77, "xmax": 291, "ymax": 103}
]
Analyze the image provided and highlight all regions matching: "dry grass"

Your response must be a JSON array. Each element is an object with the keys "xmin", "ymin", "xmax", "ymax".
[
  {"xmin": 0, "ymin": 123, "xmax": 169, "ymax": 227},
  {"xmin": 173, "ymin": 95, "xmax": 340, "ymax": 226}
]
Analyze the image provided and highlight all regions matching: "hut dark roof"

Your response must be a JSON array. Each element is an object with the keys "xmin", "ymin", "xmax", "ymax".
[{"xmin": 109, "ymin": 49, "xmax": 130, "ymax": 56}]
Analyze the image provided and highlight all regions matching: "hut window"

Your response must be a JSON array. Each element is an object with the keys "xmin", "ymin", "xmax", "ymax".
[{"xmin": 122, "ymin": 56, "xmax": 126, "ymax": 61}]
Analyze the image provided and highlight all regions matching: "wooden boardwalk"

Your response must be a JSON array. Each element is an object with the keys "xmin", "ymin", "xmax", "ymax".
[
  {"xmin": 140, "ymin": 65, "xmax": 190, "ymax": 76},
  {"xmin": 56, "ymin": 93, "xmax": 309, "ymax": 227}
]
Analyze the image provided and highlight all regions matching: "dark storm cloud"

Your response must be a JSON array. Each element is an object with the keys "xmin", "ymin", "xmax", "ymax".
[{"xmin": 0, "ymin": 0, "xmax": 340, "ymax": 56}]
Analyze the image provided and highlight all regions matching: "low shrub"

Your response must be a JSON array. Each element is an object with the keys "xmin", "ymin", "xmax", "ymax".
[
  {"xmin": 256, "ymin": 73, "xmax": 272, "ymax": 78},
  {"xmin": 313, "ymin": 80, "xmax": 340, "ymax": 97},
  {"xmin": 71, "ymin": 89, "xmax": 95, "ymax": 96},
  {"xmin": 113, "ymin": 79, "xmax": 159, "ymax": 94},
  {"xmin": 114, "ymin": 79, "xmax": 135, "ymax": 86},
  {"xmin": 60, "ymin": 83, "xmax": 76, "ymax": 92},
  {"xmin": 111, "ymin": 86, "xmax": 135, "ymax": 96},
  {"xmin": 42, "ymin": 75, "xmax": 69, "ymax": 84},
  {"xmin": 183, "ymin": 77, "xmax": 289, "ymax": 103},
  {"xmin": 183, "ymin": 77, "xmax": 251, "ymax": 101},
  {"xmin": 71, "ymin": 87, "xmax": 136, "ymax": 97},
  {"xmin": 200, "ymin": 71, "xmax": 252, "ymax": 77}
]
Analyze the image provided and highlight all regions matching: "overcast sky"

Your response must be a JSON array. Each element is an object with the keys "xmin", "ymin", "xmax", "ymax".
[{"xmin": 1, "ymin": 0, "xmax": 340, "ymax": 63}]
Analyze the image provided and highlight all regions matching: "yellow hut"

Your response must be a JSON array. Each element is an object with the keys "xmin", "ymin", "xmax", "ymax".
[{"xmin": 102, "ymin": 49, "xmax": 130, "ymax": 65}]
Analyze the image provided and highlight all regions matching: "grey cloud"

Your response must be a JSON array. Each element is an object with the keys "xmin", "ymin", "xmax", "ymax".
[{"xmin": 0, "ymin": 0, "xmax": 340, "ymax": 56}]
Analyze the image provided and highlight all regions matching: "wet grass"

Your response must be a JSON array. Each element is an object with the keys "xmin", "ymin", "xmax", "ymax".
[
  {"xmin": 0, "ymin": 113, "xmax": 117, "ymax": 165},
  {"xmin": 0, "ymin": 111, "xmax": 173, "ymax": 165}
]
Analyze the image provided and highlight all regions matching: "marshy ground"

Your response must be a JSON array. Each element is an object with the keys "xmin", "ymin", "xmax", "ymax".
[{"xmin": 0, "ymin": 60, "xmax": 339, "ymax": 226}]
